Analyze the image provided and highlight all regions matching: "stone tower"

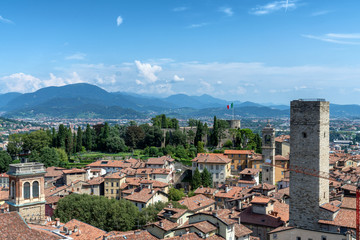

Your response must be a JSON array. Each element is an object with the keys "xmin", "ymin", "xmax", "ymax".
[
  {"xmin": 261, "ymin": 123, "xmax": 276, "ymax": 185},
  {"xmin": 6, "ymin": 162, "xmax": 46, "ymax": 224},
  {"xmin": 289, "ymin": 99, "xmax": 329, "ymax": 230}
]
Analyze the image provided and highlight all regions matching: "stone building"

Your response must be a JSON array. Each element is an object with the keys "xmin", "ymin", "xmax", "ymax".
[
  {"xmin": 262, "ymin": 123, "xmax": 276, "ymax": 185},
  {"xmin": 7, "ymin": 162, "xmax": 46, "ymax": 224},
  {"xmin": 289, "ymin": 99, "xmax": 330, "ymax": 230}
]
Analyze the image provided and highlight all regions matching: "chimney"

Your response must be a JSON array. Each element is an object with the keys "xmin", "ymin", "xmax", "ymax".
[
  {"xmin": 74, "ymin": 225, "xmax": 78, "ymax": 233},
  {"xmin": 238, "ymin": 216, "xmax": 241, "ymax": 224},
  {"xmin": 103, "ymin": 236, "xmax": 108, "ymax": 240},
  {"xmin": 225, "ymin": 185, "xmax": 230, "ymax": 193},
  {"xmin": 68, "ymin": 230, "xmax": 73, "ymax": 235},
  {"xmin": 55, "ymin": 218, "xmax": 60, "ymax": 227},
  {"xmin": 186, "ymin": 228, "xmax": 190, "ymax": 235},
  {"xmin": 135, "ymin": 230, "xmax": 141, "ymax": 235},
  {"xmin": 159, "ymin": 221, "xmax": 164, "ymax": 228}
]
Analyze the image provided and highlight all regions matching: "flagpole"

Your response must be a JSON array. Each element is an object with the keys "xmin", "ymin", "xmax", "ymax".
[{"xmin": 232, "ymin": 103, "xmax": 234, "ymax": 120}]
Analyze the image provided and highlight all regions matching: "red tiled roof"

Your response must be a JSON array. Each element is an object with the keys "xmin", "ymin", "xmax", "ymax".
[
  {"xmin": 0, "ymin": 172, "xmax": 9, "ymax": 178},
  {"xmin": 234, "ymin": 223, "xmax": 252, "ymax": 238},
  {"xmin": 320, "ymin": 203, "xmax": 340, "ymax": 213},
  {"xmin": 166, "ymin": 232, "xmax": 203, "ymax": 240},
  {"xmin": 46, "ymin": 195, "xmax": 63, "ymax": 205},
  {"xmin": 179, "ymin": 220, "xmax": 217, "ymax": 234},
  {"xmin": 85, "ymin": 176, "xmax": 104, "ymax": 185},
  {"xmin": 146, "ymin": 218, "xmax": 179, "ymax": 231},
  {"xmin": 192, "ymin": 154, "xmax": 231, "ymax": 164},
  {"xmin": 158, "ymin": 208, "xmax": 188, "ymax": 220},
  {"xmin": 105, "ymin": 172, "xmax": 126, "ymax": 179},
  {"xmin": 224, "ymin": 150, "xmax": 255, "ymax": 155},
  {"xmin": 86, "ymin": 160, "xmax": 131, "ymax": 168},
  {"xmin": 215, "ymin": 186, "xmax": 245, "ymax": 200},
  {"xmin": 240, "ymin": 168, "xmax": 260, "ymax": 175},
  {"xmin": 194, "ymin": 187, "xmax": 217, "ymax": 195},
  {"xmin": 124, "ymin": 188, "xmax": 163, "ymax": 203},
  {"xmin": 178, "ymin": 194, "xmax": 215, "ymax": 212},
  {"xmin": 341, "ymin": 197, "xmax": 356, "ymax": 210},
  {"xmin": 239, "ymin": 206, "xmax": 285, "ymax": 228},
  {"xmin": 0, "ymin": 187, "xmax": 9, "ymax": 201},
  {"xmin": 60, "ymin": 219, "xmax": 106, "ymax": 240},
  {"xmin": 0, "ymin": 212, "xmax": 61, "ymax": 240},
  {"xmin": 107, "ymin": 230, "xmax": 158, "ymax": 240},
  {"xmin": 251, "ymin": 196, "xmax": 273, "ymax": 205},
  {"xmin": 146, "ymin": 156, "xmax": 174, "ymax": 165},
  {"xmin": 319, "ymin": 209, "xmax": 356, "ymax": 229},
  {"xmin": 62, "ymin": 168, "xmax": 86, "ymax": 174}
]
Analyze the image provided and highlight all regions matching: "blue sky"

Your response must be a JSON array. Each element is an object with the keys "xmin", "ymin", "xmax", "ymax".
[{"xmin": 1, "ymin": 0, "xmax": 360, "ymax": 104}]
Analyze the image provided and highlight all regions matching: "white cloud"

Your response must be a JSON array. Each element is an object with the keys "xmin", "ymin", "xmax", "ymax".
[
  {"xmin": 0, "ymin": 15, "xmax": 14, "ymax": 24},
  {"xmin": 65, "ymin": 53, "xmax": 86, "ymax": 60},
  {"xmin": 173, "ymin": 75, "xmax": 184, "ymax": 82},
  {"xmin": 250, "ymin": 0, "xmax": 297, "ymax": 15},
  {"xmin": 302, "ymin": 33, "xmax": 360, "ymax": 45},
  {"xmin": 116, "ymin": 16, "xmax": 123, "ymax": 26},
  {"xmin": 187, "ymin": 23, "xmax": 208, "ymax": 29},
  {"xmin": 173, "ymin": 7, "xmax": 187, "ymax": 12},
  {"xmin": 217, "ymin": 81, "xmax": 222, "ymax": 85},
  {"xmin": 220, "ymin": 7, "xmax": 234, "ymax": 17},
  {"xmin": 135, "ymin": 60, "xmax": 162, "ymax": 82},
  {"xmin": 135, "ymin": 79, "xmax": 144, "ymax": 85},
  {"xmin": 311, "ymin": 10, "xmax": 331, "ymax": 16}
]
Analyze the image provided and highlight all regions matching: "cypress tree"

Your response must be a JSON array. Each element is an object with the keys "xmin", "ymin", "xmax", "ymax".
[
  {"xmin": 192, "ymin": 168, "xmax": 202, "ymax": 190},
  {"xmin": 85, "ymin": 124, "xmax": 92, "ymax": 151},
  {"xmin": 76, "ymin": 126, "xmax": 83, "ymax": 152},
  {"xmin": 201, "ymin": 167, "xmax": 213, "ymax": 187}
]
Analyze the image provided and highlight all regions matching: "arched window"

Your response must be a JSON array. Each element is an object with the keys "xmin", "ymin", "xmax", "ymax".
[
  {"xmin": 33, "ymin": 181, "xmax": 39, "ymax": 198},
  {"xmin": 11, "ymin": 181, "xmax": 15, "ymax": 199},
  {"xmin": 24, "ymin": 182, "xmax": 30, "ymax": 199}
]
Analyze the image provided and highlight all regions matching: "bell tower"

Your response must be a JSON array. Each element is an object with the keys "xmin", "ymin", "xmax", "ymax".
[
  {"xmin": 7, "ymin": 162, "xmax": 46, "ymax": 224},
  {"xmin": 262, "ymin": 123, "xmax": 275, "ymax": 185}
]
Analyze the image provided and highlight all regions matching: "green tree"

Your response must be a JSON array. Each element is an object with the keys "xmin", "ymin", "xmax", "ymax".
[
  {"xmin": 7, "ymin": 134, "xmax": 24, "ymax": 158},
  {"xmin": 55, "ymin": 148, "xmax": 68, "ymax": 165},
  {"xmin": 76, "ymin": 126, "xmax": 83, "ymax": 152},
  {"xmin": 84, "ymin": 124, "xmax": 93, "ymax": 151},
  {"xmin": 23, "ymin": 130, "xmax": 51, "ymax": 153},
  {"xmin": 192, "ymin": 168, "xmax": 202, "ymax": 190},
  {"xmin": 201, "ymin": 167, "xmax": 213, "ymax": 187},
  {"xmin": 0, "ymin": 151, "xmax": 12, "ymax": 173},
  {"xmin": 210, "ymin": 116, "xmax": 219, "ymax": 147},
  {"xmin": 194, "ymin": 121, "xmax": 204, "ymax": 144},
  {"xmin": 125, "ymin": 126, "xmax": 145, "ymax": 149},
  {"xmin": 37, "ymin": 147, "xmax": 61, "ymax": 168},
  {"xmin": 168, "ymin": 188, "xmax": 186, "ymax": 201},
  {"xmin": 57, "ymin": 124, "xmax": 66, "ymax": 148},
  {"xmin": 196, "ymin": 141, "xmax": 205, "ymax": 154},
  {"xmin": 54, "ymin": 194, "xmax": 139, "ymax": 232}
]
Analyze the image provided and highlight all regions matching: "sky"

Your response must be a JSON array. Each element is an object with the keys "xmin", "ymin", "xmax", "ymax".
[{"xmin": 1, "ymin": 0, "xmax": 360, "ymax": 104}]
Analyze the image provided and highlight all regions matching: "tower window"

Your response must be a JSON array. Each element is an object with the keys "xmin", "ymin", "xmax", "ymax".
[
  {"xmin": 24, "ymin": 182, "xmax": 30, "ymax": 199},
  {"xmin": 11, "ymin": 181, "xmax": 15, "ymax": 199},
  {"xmin": 33, "ymin": 181, "xmax": 39, "ymax": 198},
  {"xmin": 302, "ymin": 132, "xmax": 307, "ymax": 138}
]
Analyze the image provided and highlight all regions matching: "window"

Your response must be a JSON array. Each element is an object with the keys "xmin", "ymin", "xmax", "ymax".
[
  {"xmin": 11, "ymin": 181, "xmax": 15, "ymax": 199},
  {"xmin": 111, "ymin": 189, "xmax": 113, "ymax": 194},
  {"xmin": 116, "ymin": 190, "xmax": 119, "ymax": 194},
  {"xmin": 216, "ymin": 165, "xmax": 219, "ymax": 170},
  {"xmin": 210, "ymin": 165, "xmax": 213, "ymax": 170},
  {"xmin": 111, "ymin": 182, "xmax": 114, "ymax": 187},
  {"xmin": 321, "ymin": 236, "xmax": 327, "ymax": 240},
  {"xmin": 296, "ymin": 237, "xmax": 301, "ymax": 240},
  {"xmin": 24, "ymin": 182, "xmax": 30, "ymax": 199},
  {"xmin": 216, "ymin": 173, "xmax": 219, "ymax": 179},
  {"xmin": 117, "ymin": 182, "xmax": 119, "ymax": 187},
  {"xmin": 200, "ymin": 164, "xmax": 203, "ymax": 170},
  {"xmin": 32, "ymin": 181, "xmax": 39, "ymax": 198},
  {"xmin": 302, "ymin": 132, "xmax": 307, "ymax": 138}
]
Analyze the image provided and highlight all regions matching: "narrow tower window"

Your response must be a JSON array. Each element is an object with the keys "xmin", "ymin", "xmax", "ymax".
[
  {"xmin": 33, "ymin": 181, "xmax": 39, "ymax": 198},
  {"xmin": 24, "ymin": 182, "xmax": 30, "ymax": 199},
  {"xmin": 302, "ymin": 132, "xmax": 307, "ymax": 138}
]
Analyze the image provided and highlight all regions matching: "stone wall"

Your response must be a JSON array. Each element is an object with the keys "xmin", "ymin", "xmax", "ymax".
[{"xmin": 289, "ymin": 100, "xmax": 329, "ymax": 230}]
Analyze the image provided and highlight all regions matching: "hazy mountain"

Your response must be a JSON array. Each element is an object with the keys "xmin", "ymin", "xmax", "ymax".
[
  {"xmin": 2, "ymin": 83, "xmax": 360, "ymax": 119},
  {"xmin": 0, "ymin": 92, "xmax": 22, "ymax": 108}
]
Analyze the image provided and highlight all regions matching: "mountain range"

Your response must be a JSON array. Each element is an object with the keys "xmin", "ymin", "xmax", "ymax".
[{"xmin": 0, "ymin": 83, "xmax": 358, "ymax": 119}]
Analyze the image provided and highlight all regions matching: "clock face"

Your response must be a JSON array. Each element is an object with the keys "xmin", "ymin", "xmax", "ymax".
[{"xmin": 264, "ymin": 135, "xmax": 271, "ymax": 144}]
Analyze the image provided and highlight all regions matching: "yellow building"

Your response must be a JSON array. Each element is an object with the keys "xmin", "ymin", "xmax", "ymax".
[
  {"xmin": 224, "ymin": 149, "xmax": 255, "ymax": 172},
  {"xmin": 104, "ymin": 172, "xmax": 126, "ymax": 200}
]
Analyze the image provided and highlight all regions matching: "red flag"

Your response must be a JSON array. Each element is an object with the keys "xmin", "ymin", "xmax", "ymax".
[{"xmin": 227, "ymin": 105, "xmax": 230, "ymax": 109}]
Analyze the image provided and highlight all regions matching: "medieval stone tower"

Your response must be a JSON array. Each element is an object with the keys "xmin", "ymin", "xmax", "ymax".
[
  {"xmin": 262, "ymin": 123, "xmax": 275, "ymax": 185},
  {"xmin": 7, "ymin": 162, "xmax": 46, "ymax": 224},
  {"xmin": 289, "ymin": 99, "xmax": 329, "ymax": 230}
]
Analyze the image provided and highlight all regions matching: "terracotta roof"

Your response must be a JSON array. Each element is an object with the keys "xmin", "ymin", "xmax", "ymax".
[
  {"xmin": 224, "ymin": 150, "xmax": 255, "ymax": 155},
  {"xmin": 60, "ymin": 219, "xmax": 106, "ymax": 240},
  {"xmin": 107, "ymin": 230, "xmax": 158, "ymax": 240},
  {"xmin": 45, "ymin": 167, "xmax": 66, "ymax": 178},
  {"xmin": 158, "ymin": 208, "xmax": 188, "ymax": 220},
  {"xmin": 237, "ymin": 180, "xmax": 256, "ymax": 184},
  {"xmin": 320, "ymin": 202, "xmax": 340, "ymax": 213},
  {"xmin": 62, "ymin": 168, "xmax": 86, "ymax": 174},
  {"xmin": 192, "ymin": 154, "xmax": 231, "ymax": 164},
  {"xmin": 194, "ymin": 187, "xmax": 217, "ymax": 195},
  {"xmin": 0, "ymin": 212, "xmax": 61, "ymax": 240},
  {"xmin": 179, "ymin": 220, "xmax": 217, "ymax": 234},
  {"xmin": 341, "ymin": 184, "xmax": 356, "ymax": 193},
  {"xmin": 46, "ymin": 195, "xmax": 63, "ymax": 205},
  {"xmin": 178, "ymin": 194, "xmax": 215, "ymax": 212},
  {"xmin": 234, "ymin": 223, "xmax": 252, "ymax": 238},
  {"xmin": 124, "ymin": 188, "xmax": 164, "ymax": 203},
  {"xmin": 274, "ymin": 135, "xmax": 290, "ymax": 143},
  {"xmin": 239, "ymin": 206, "xmax": 285, "ymax": 228},
  {"xmin": 341, "ymin": 197, "xmax": 356, "ymax": 210},
  {"xmin": 85, "ymin": 176, "xmax": 104, "ymax": 185},
  {"xmin": 251, "ymin": 196, "xmax": 273, "ymax": 205},
  {"xmin": 252, "ymin": 183, "xmax": 276, "ymax": 191},
  {"xmin": 105, "ymin": 172, "xmax": 126, "ymax": 179},
  {"xmin": 275, "ymin": 155, "xmax": 289, "ymax": 161},
  {"xmin": 147, "ymin": 218, "xmax": 179, "ymax": 231},
  {"xmin": 0, "ymin": 187, "xmax": 9, "ymax": 201},
  {"xmin": 86, "ymin": 160, "xmax": 131, "ymax": 168},
  {"xmin": 215, "ymin": 186, "xmax": 245, "ymax": 200},
  {"xmin": 0, "ymin": 172, "xmax": 9, "ymax": 178},
  {"xmin": 319, "ymin": 209, "xmax": 356, "ymax": 229},
  {"xmin": 240, "ymin": 168, "xmax": 260, "ymax": 175},
  {"xmin": 146, "ymin": 156, "xmax": 174, "ymax": 165},
  {"xmin": 166, "ymin": 232, "xmax": 203, "ymax": 240},
  {"xmin": 268, "ymin": 226, "xmax": 294, "ymax": 234},
  {"xmin": 136, "ymin": 168, "xmax": 171, "ymax": 175}
]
